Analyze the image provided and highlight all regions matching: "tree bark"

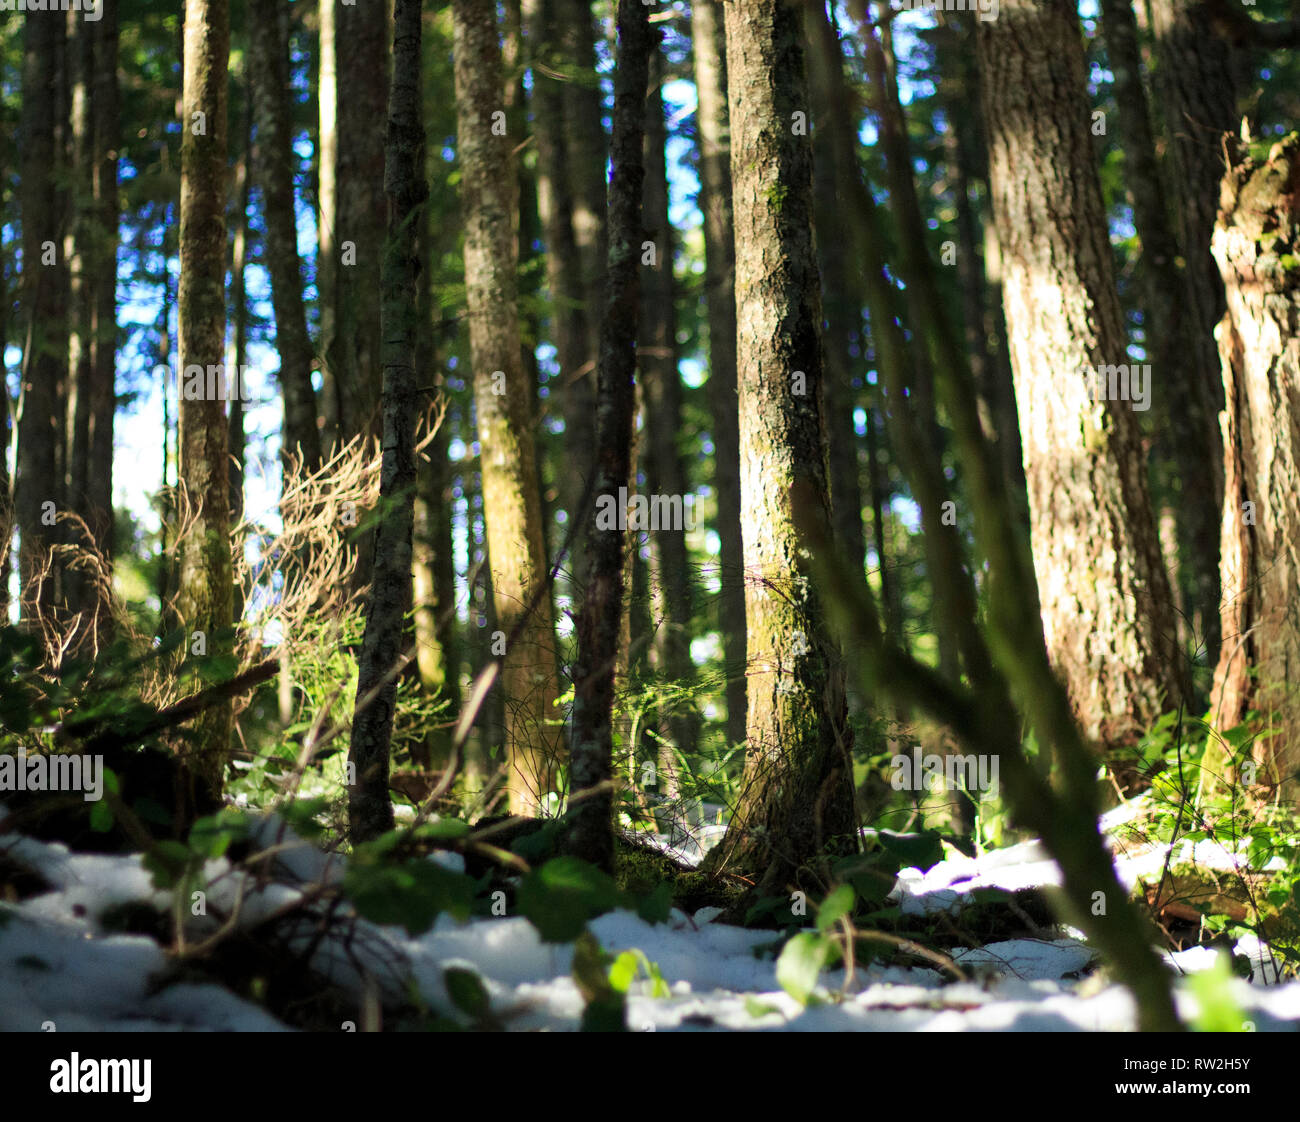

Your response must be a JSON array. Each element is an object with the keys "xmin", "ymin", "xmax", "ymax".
[
  {"xmin": 1210, "ymin": 134, "xmax": 1300, "ymax": 803},
  {"xmin": 330, "ymin": 0, "xmax": 390, "ymax": 446},
  {"xmin": 977, "ymin": 0, "xmax": 1186, "ymax": 755},
  {"xmin": 178, "ymin": 0, "xmax": 234, "ymax": 797},
  {"xmin": 1101, "ymin": 0, "xmax": 1222, "ymax": 663},
  {"xmin": 703, "ymin": 0, "xmax": 856, "ymax": 897},
  {"xmin": 17, "ymin": 14, "xmax": 67, "ymax": 625},
  {"xmin": 640, "ymin": 44, "xmax": 697, "ymax": 797},
  {"xmin": 347, "ymin": 0, "xmax": 426, "ymax": 843},
  {"xmin": 453, "ymin": 0, "xmax": 565, "ymax": 817},
  {"xmin": 567, "ymin": 0, "xmax": 651, "ymax": 872},
  {"xmin": 692, "ymin": 0, "xmax": 746, "ymax": 752},
  {"xmin": 249, "ymin": 0, "xmax": 322, "ymax": 473}
]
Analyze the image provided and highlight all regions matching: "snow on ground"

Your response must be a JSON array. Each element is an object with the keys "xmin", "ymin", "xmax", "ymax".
[{"xmin": 2, "ymin": 802, "xmax": 1299, "ymax": 1031}]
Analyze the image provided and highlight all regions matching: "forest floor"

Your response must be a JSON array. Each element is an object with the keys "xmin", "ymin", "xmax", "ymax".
[{"xmin": 2, "ymin": 799, "xmax": 1299, "ymax": 1031}]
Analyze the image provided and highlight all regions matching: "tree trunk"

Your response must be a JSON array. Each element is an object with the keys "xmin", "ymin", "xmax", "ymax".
[
  {"xmin": 977, "ymin": 0, "xmax": 1186, "ymax": 755},
  {"xmin": 703, "ymin": 0, "xmax": 856, "ymax": 897},
  {"xmin": 526, "ymin": 0, "xmax": 593, "ymax": 578},
  {"xmin": 330, "ymin": 0, "xmax": 389, "ymax": 447},
  {"xmin": 1210, "ymin": 134, "xmax": 1300, "ymax": 803},
  {"xmin": 317, "ymin": 0, "xmax": 339, "ymax": 454},
  {"xmin": 1101, "ymin": 0, "xmax": 1222, "ymax": 664},
  {"xmin": 691, "ymin": 0, "xmax": 746, "ymax": 752},
  {"xmin": 347, "ymin": 0, "xmax": 426, "ymax": 843},
  {"xmin": 639, "ymin": 45, "xmax": 696, "ymax": 797},
  {"xmin": 249, "ymin": 0, "xmax": 321, "ymax": 473},
  {"xmin": 89, "ymin": 3, "xmax": 118, "ymax": 568},
  {"xmin": 453, "ymin": 0, "xmax": 564, "ymax": 817},
  {"xmin": 555, "ymin": 0, "xmax": 607, "ymax": 570},
  {"xmin": 17, "ymin": 14, "xmax": 67, "ymax": 625},
  {"xmin": 566, "ymin": 0, "xmax": 651, "ymax": 872},
  {"xmin": 178, "ymin": 0, "xmax": 234, "ymax": 797}
]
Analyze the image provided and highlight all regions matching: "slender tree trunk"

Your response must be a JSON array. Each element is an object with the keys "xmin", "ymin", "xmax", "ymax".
[
  {"xmin": 178, "ymin": 0, "xmax": 234, "ymax": 797},
  {"xmin": 453, "ymin": 0, "xmax": 564, "ymax": 817},
  {"xmin": 64, "ymin": 13, "xmax": 96, "ymax": 630},
  {"xmin": 88, "ymin": 3, "xmax": 118, "ymax": 567},
  {"xmin": 567, "ymin": 0, "xmax": 651, "ymax": 872},
  {"xmin": 527, "ymin": 0, "xmax": 593, "ymax": 578},
  {"xmin": 692, "ymin": 0, "xmax": 746, "ymax": 751},
  {"xmin": 249, "ymin": 0, "xmax": 321, "ymax": 472},
  {"xmin": 17, "ymin": 14, "xmax": 67, "ymax": 625},
  {"xmin": 639, "ymin": 45, "xmax": 696, "ymax": 797},
  {"xmin": 348, "ymin": 0, "xmax": 426, "ymax": 843},
  {"xmin": 703, "ymin": 0, "xmax": 856, "ymax": 897},
  {"xmin": 1210, "ymin": 135, "xmax": 1300, "ymax": 803},
  {"xmin": 1101, "ymin": 0, "xmax": 1222, "ymax": 664},
  {"xmin": 977, "ymin": 0, "xmax": 1186, "ymax": 755},
  {"xmin": 331, "ymin": 0, "xmax": 390, "ymax": 449},
  {"xmin": 555, "ymin": 0, "xmax": 607, "ymax": 571},
  {"xmin": 317, "ymin": 0, "xmax": 340, "ymax": 454},
  {"xmin": 228, "ymin": 71, "xmax": 252, "ymax": 623}
]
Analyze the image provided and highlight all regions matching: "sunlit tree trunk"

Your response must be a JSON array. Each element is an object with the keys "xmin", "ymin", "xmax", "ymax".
[
  {"xmin": 453, "ymin": 0, "xmax": 564, "ymax": 816},
  {"xmin": 1210, "ymin": 135, "xmax": 1300, "ymax": 803},
  {"xmin": 977, "ymin": 0, "xmax": 1186, "ymax": 757}
]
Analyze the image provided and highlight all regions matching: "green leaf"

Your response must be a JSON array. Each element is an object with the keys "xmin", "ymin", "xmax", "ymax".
[
  {"xmin": 776, "ymin": 931, "xmax": 832, "ymax": 1006},
  {"xmin": 143, "ymin": 840, "xmax": 196, "ymax": 889},
  {"xmin": 877, "ymin": 830, "xmax": 945, "ymax": 872},
  {"xmin": 416, "ymin": 818, "xmax": 470, "ymax": 842},
  {"xmin": 343, "ymin": 857, "xmax": 477, "ymax": 935},
  {"xmin": 634, "ymin": 881, "xmax": 673, "ymax": 926},
  {"xmin": 516, "ymin": 856, "xmax": 624, "ymax": 943},
  {"xmin": 744, "ymin": 996, "xmax": 781, "ymax": 1019},
  {"xmin": 608, "ymin": 951, "xmax": 639, "ymax": 994},
  {"xmin": 816, "ymin": 884, "xmax": 855, "ymax": 933},
  {"xmin": 88, "ymin": 799, "xmax": 114, "ymax": 833},
  {"xmin": 444, "ymin": 967, "xmax": 490, "ymax": 1018}
]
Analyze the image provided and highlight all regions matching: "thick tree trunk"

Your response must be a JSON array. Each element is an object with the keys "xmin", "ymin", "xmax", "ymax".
[
  {"xmin": 692, "ymin": 0, "xmax": 746, "ymax": 752},
  {"xmin": 1210, "ymin": 134, "xmax": 1300, "ymax": 803},
  {"xmin": 347, "ymin": 0, "xmax": 426, "ymax": 843},
  {"xmin": 640, "ymin": 45, "xmax": 696, "ymax": 797},
  {"xmin": 453, "ymin": 0, "xmax": 564, "ymax": 817},
  {"xmin": 1101, "ymin": 0, "xmax": 1222, "ymax": 663},
  {"xmin": 249, "ymin": 0, "xmax": 321, "ymax": 473},
  {"xmin": 17, "ymin": 14, "xmax": 67, "ymax": 625},
  {"xmin": 178, "ymin": 0, "xmax": 234, "ymax": 797},
  {"xmin": 977, "ymin": 0, "xmax": 1186, "ymax": 754},
  {"xmin": 567, "ymin": 0, "xmax": 651, "ymax": 872},
  {"xmin": 703, "ymin": 0, "xmax": 856, "ymax": 897}
]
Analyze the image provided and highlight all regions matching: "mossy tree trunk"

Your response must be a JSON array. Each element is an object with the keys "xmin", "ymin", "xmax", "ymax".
[
  {"xmin": 177, "ymin": 0, "xmax": 234, "ymax": 797},
  {"xmin": 703, "ymin": 0, "xmax": 857, "ymax": 898},
  {"xmin": 453, "ymin": 0, "xmax": 564, "ymax": 817}
]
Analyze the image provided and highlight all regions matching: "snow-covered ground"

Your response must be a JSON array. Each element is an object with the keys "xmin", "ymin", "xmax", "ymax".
[{"xmin": 2, "ymin": 803, "xmax": 1298, "ymax": 1031}]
